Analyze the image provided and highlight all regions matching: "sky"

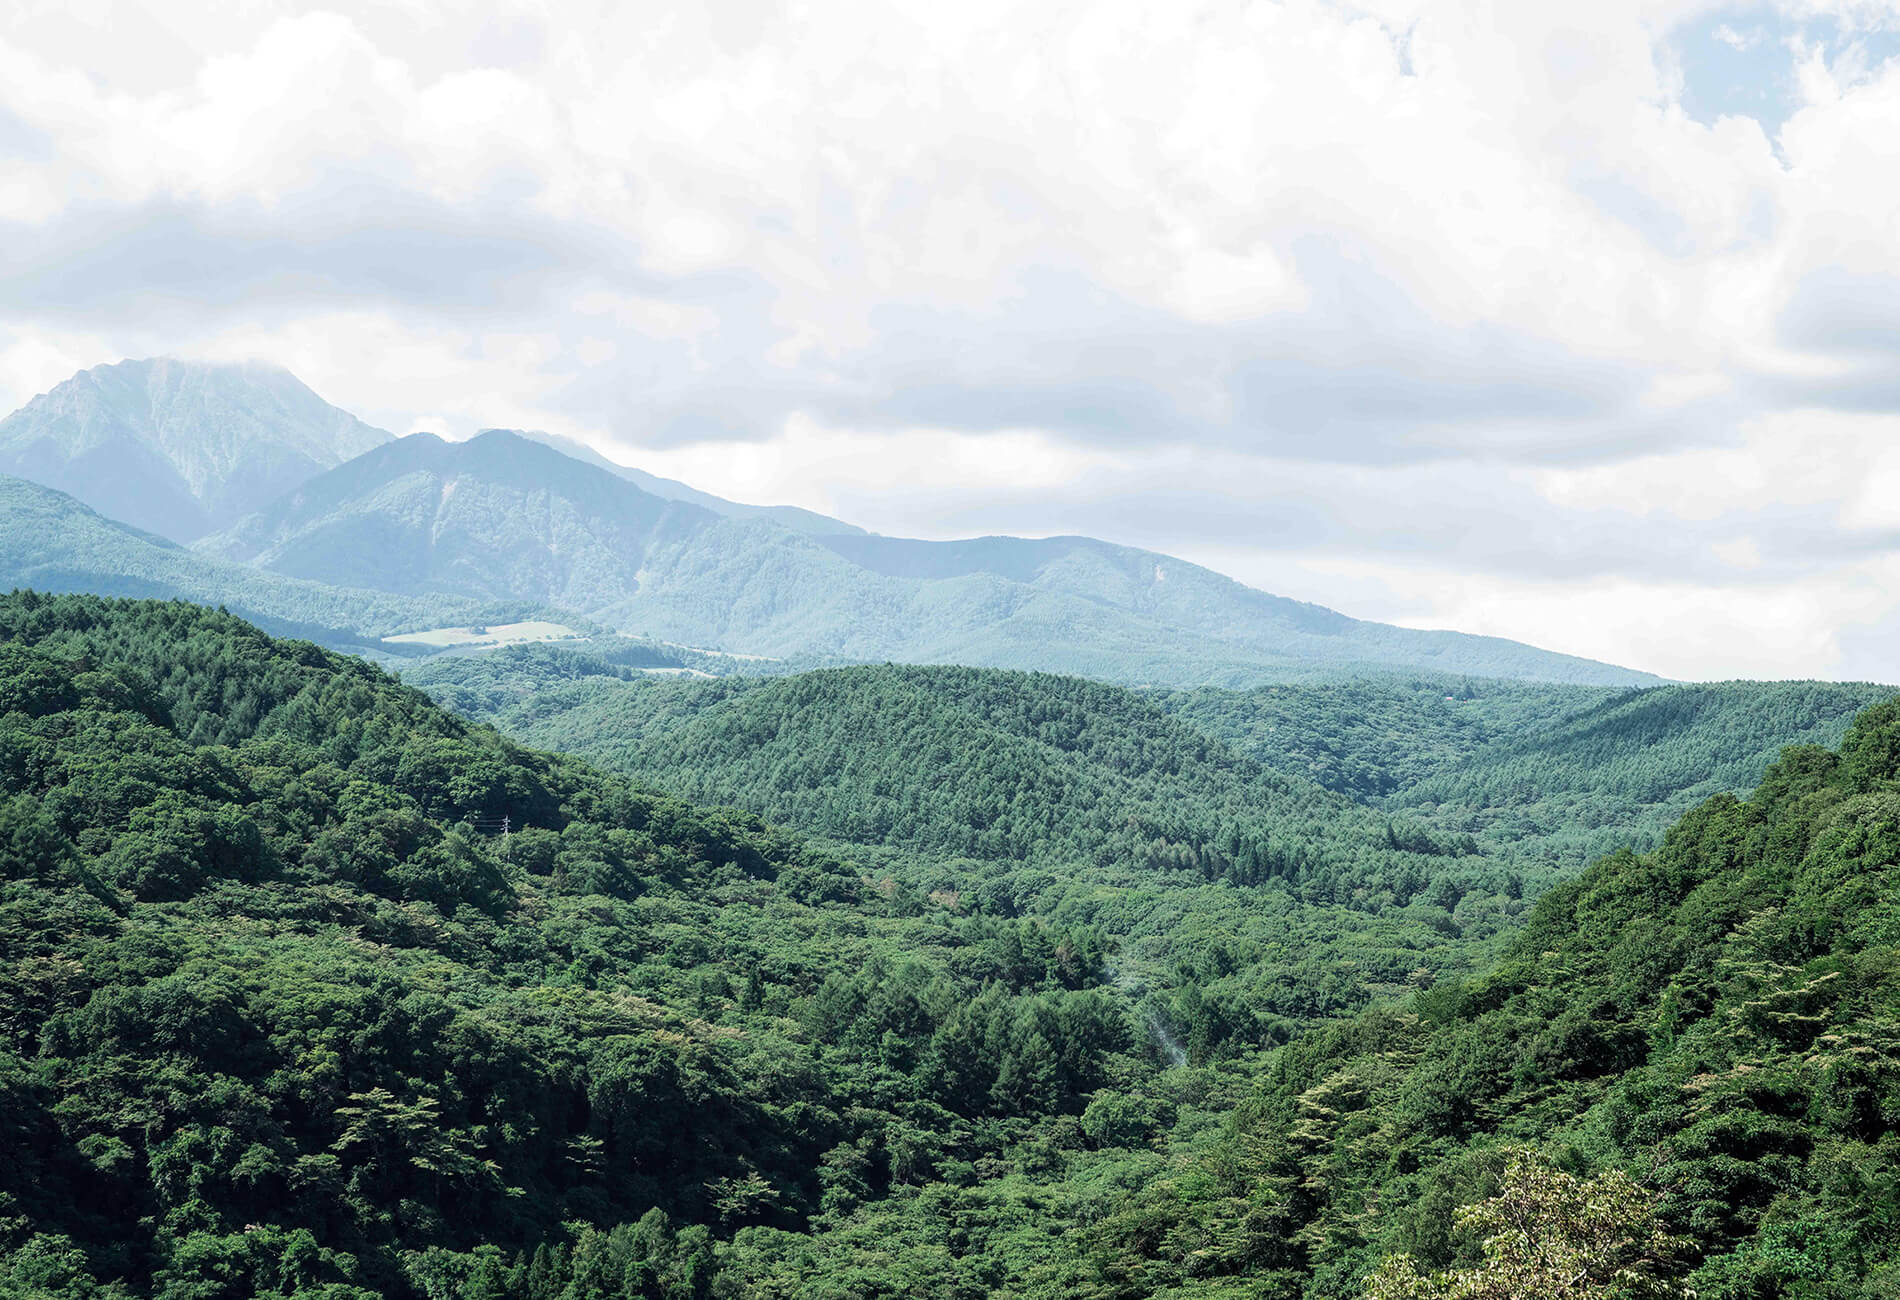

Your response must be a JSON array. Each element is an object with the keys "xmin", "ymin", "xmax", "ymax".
[{"xmin": 4, "ymin": 1, "xmax": 1900, "ymax": 681}]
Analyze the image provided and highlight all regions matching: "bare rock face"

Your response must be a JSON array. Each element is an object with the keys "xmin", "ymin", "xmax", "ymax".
[{"xmin": 0, "ymin": 357, "xmax": 390, "ymax": 542}]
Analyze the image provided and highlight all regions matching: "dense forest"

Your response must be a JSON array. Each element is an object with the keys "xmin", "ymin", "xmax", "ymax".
[
  {"xmin": 407, "ymin": 652, "xmax": 1581, "ymax": 1036},
  {"xmin": 0, "ymin": 596, "xmax": 1139, "ymax": 1298},
  {"xmin": 407, "ymin": 647, "xmax": 1886, "ymax": 879},
  {"xmin": 1165, "ymin": 675, "xmax": 1893, "ymax": 867},
  {"xmin": 5, "ymin": 596, "xmax": 1896, "ymax": 1298},
  {"xmin": 1059, "ymin": 698, "xmax": 1900, "ymax": 1298}
]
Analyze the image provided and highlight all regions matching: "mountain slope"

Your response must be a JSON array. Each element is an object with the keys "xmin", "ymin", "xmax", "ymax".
[
  {"xmin": 411, "ymin": 652, "xmax": 1886, "ymax": 890},
  {"xmin": 208, "ymin": 428, "xmax": 1655, "ymax": 687},
  {"xmin": 406, "ymin": 657, "xmax": 1424, "ymax": 880},
  {"xmin": 1383, "ymin": 678, "xmax": 1897, "ymax": 865},
  {"xmin": 0, "ymin": 473, "xmax": 526, "ymax": 645},
  {"xmin": 515, "ymin": 428, "xmax": 864, "ymax": 536},
  {"xmin": 1159, "ymin": 675, "xmax": 1894, "ymax": 866},
  {"xmin": 0, "ymin": 593, "xmax": 1135, "ymax": 1297},
  {"xmin": 1074, "ymin": 697, "xmax": 1900, "ymax": 1298},
  {"xmin": 1158, "ymin": 674, "xmax": 1618, "ymax": 800},
  {"xmin": 0, "ymin": 358, "xmax": 391, "ymax": 540},
  {"xmin": 806, "ymin": 531, "xmax": 1659, "ymax": 685},
  {"xmin": 199, "ymin": 429, "xmax": 718, "ymax": 607}
]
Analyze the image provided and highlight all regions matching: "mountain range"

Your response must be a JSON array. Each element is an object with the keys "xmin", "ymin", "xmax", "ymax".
[{"xmin": 1, "ymin": 358, "xmax": 1658, "ymax": 687}]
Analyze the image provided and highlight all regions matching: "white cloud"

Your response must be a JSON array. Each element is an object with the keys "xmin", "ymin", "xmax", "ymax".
[
  {"xmin": 1261, "ymin": 554, "xmax": 1880, "ymax": 681},
  {"xmin": 5, "ymin": 1, "xmax": 1900, "ymax": 678}
]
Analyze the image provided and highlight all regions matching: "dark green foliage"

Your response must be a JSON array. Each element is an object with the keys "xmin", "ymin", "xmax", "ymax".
[
  {"xmin": 6, "ymin": 592, "xmax": 1894, "ymax": 1298},
  {"xmin": 0, "ymin": 594, "xmax": 1146, "ymax": 1297},
  {"xmin": 1066, "ymin": 708, "xmax": 1900, "ymax": 1298}
]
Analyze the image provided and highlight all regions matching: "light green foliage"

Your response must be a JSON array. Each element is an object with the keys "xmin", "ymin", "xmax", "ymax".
[{"xmin": 1363, "ymin": 1153, "xmax": 1691, "ymax": 1299}]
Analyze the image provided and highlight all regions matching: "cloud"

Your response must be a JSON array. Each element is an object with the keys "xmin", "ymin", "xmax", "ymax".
[{"xmin": 3, "ymin": 1, "xmax": 1900, "ymax": 677}]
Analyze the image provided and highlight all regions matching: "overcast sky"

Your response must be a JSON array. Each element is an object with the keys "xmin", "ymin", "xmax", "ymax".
[{"xmin": 5, "ymin": 1, "xmax": 1900, "ymax": 681}]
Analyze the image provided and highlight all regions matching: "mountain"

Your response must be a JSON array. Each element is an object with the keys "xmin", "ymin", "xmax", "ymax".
[
  {"xmin": 197, "ymin": 429, "xmax": 717, "ymax": 608},
  {"xmin": 1080, "ymin": 697, "xmax": 1900, "ymax": 1298},
  {"xmin": 514, "ymin": 429, "xmax": 864, "ymax": 536},
  {"xmin": 0, "ymin": 357, "xmax": 391, "ymax": 541},
  {"xmin": 0, "ymin": 473, "xmax": 529, "ymax": 645},
  {"xmin": 207, "ymin": 428, "xmax": 1657, "ymax": 688},
  {"xmin": 1163, "ymin": 674, "xmax": 1894, "ymax": 865}
]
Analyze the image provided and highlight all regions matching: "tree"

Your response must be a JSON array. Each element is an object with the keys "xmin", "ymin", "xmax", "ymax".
[{"xmin": 1363, "ymin": 1151, "xmax": 1692, "ymax": 1300}]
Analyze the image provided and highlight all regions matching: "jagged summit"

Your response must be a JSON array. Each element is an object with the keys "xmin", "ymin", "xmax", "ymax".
[{"xmin": 0, "ymin": 357, "xmax": 390, "ymax": 541}]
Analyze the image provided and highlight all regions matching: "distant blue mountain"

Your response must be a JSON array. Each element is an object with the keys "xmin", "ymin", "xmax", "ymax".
[{"xmin": 198, "ymin": 426, "xmax": 1658, "ymax": 687}]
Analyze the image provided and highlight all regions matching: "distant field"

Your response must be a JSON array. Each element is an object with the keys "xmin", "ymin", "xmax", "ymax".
[
  {"xmin": 385, "ymin": 619, "xmax": 580, "ymax": 649},
  {"xmin": 642, "ymin": 638, "xmax": 781, "ymax": 662}
]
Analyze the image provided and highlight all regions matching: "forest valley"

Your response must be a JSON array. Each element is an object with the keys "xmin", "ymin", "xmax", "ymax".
[{"xmin": 0, "ymin": 594, "xmax": 1895, "ymax": 1299}]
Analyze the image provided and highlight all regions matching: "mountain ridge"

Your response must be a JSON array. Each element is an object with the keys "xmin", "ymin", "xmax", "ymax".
[
  {"xmin": 195, "ymin": 426, "xmax": 1658, "ymax": 687},
  {"xmin": 0, "ymin": 472, "xmax": 534, "ymax": 645},
  {"xmin": 513, "ymin": 428, "xmax": 865, "ymax": 536},
  {"xmin": 198, "ymin": 429, "xmax": 719, "ymax": 608},
  {"xmin": 2, "ymin": 359, "xmax": 1661, "ymax": 687}
]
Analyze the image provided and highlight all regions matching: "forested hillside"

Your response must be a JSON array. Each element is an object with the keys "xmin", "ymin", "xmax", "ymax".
[
  {"xmin": 1156, "ymin": 674, "xmax": 1614, "ymax": 800},
  {"xmin": 1384, "ymin": 680, "xmax": 1895, "ymax": 860},
  {"xmin": 0, "ymin": 474, "xmax": 537, "ymax": 649},
  {"xmin": 409, "ymin": 650, "xmax": 1886, "ymax": 882},
  {"xmin": 1166, "ymin": 675, "xmax": 1892, "ymax": 867},
  {"xmin": 0, "ymin": 595, "xmax": 1143, "ymax": 1298},
  {"xmin": 7, "ymin": 596, "xmax": 1893, "ymax": 1298},
  {"xmin": 408, "ymin": 649, "xmax": 1535, "ymax": 1038},
  {"xmin": 417, "ymin": 657, "xmax": 1449, "ymax": 880},
  {"xmin": 1062, "ymin": 698, "xmax": 1900, "ymax": 1299}
]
